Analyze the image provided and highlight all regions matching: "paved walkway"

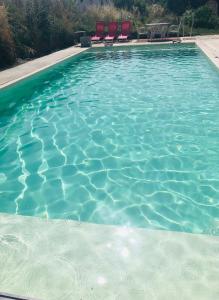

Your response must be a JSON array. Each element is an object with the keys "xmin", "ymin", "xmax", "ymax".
[
  {"xmin": 196, "ymin": 36, "xmax": 219, "ymax": 69},
  {"xmin": 0, "ymin": 213, "xmax": 219, "ymax": 300},
  {"xmin": 0, "ymin": 46, "xmax": 87, "ymax": 89}
]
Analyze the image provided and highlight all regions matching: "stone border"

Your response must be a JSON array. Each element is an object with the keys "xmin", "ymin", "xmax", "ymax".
[
  {"xmin": 196, "ymin": 39, "xmax": 219, "ymax": 70},
  {"xmin": 0, "ymin": 46, "xmax": 87, "ymax": 90}
]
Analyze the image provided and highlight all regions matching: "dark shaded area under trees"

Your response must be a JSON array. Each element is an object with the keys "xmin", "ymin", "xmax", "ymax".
[{"xmin": 0, "ymin": 0, "xmax": 218, "ymax": 69}]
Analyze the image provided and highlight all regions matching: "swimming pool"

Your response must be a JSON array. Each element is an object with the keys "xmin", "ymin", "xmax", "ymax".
[{"xmin": 1, "ymin": 43, "xmax": 219, "ymax": 235}]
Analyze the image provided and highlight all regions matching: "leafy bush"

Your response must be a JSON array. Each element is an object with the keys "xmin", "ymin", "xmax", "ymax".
[
  {"xmin": 167, "ymin": 0, "xmax": 188, "ymax": 16},
  {"xmin": 133, "ymin": 0, "xmax": 148, "ymax": 17},
  {"xmin": 190, "ymin": 0, "xmax": 208, "ymax": 9},
  {"xmin": 147, "ymin": 4, "xmax": 166, "ymax": 22},
  {"xmin": 194, "ymin": 5, "xmax": 219, "ymax": 28},
  {"xmin": 114, "ymin": 0, "xmax": 134, "ymax": 10},
  {"xmin": 81, "ymin": 5, "xmax": 133, "ymax": 32},
  {"xmin": 0, "ymin": 5, "xmax": 16, "ymax": 68},
  {"xmin": 0, "ymin": 0, "xmax": 219, "ymax": 69}
]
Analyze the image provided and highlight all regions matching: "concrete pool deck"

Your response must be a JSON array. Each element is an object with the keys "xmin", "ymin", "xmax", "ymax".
[
  {"xmin": 196, "ymin": 36, "xmax": 219, "ymax": 69},
  {"xmin": 0, "ymin": 35, "xmax": 219, "ymax": 90},
  {"xmin": 0, "ymin": 213, "xmax": 219, "ymax": 300},
  {"xmin": 0, "ymin": 46, "xmax": 87, "ymax": 90}
]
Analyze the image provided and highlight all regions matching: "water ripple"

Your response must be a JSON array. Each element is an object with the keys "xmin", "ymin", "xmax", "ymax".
[{"xmin": 0, "ymin": 44, "xmax": 219, "ymax": 235}]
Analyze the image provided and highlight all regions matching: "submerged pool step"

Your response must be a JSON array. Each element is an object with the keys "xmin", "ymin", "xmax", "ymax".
[{"xmin": 0, "ymin": 293, "xmax": 40, "ymax": 300}]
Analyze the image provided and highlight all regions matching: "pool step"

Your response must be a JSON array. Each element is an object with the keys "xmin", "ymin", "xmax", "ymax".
[{"xmin": 0, "ymin": 293, "xmax": 40, "ymax": 300}]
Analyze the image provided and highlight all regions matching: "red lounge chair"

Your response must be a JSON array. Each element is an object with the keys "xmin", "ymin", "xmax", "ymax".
[
  {"xmin": 91, "ymin": 21, "xmax": 105, "ymax": 42},
  {"xmin": 104, "ymin": 22, "xmax": 118, "ymax": 41},
  {"xmin": 118, "ymin": 21, "xmax": 132, "ymax": 41}
]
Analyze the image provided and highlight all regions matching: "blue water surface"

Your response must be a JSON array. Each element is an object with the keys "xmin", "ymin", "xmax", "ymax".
[{"xmin": 1, "ymin": 43, "xmax": 219, "ymax": 235}]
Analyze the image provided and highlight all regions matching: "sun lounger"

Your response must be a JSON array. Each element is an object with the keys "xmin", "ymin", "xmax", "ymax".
[
  {"xmin": 91, "ymin": 21, "xmax": 105, "ymax": 42},
  {"xmin": 118, "ymin": 21, "xmax": 132, "ymax": 42},
  {"xmin": 104, "ymin": 22, "xmax": 118, "ymax": 41}
]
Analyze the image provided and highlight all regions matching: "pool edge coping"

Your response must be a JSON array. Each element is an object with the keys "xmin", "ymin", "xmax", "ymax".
[
  {"xmin": 195, "ymin": 39, "xmax": 219, "ymax": 70},
  {"xmin": 0, "ymin": 46, "xmax": 88, "ymax": 90},
  {"xmin": 0, "ymin": 212, "xmax": 218, "ymax": 239}
]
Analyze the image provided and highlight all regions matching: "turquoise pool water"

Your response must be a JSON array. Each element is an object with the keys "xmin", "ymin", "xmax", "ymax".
[{"xmin": 1, "ymin": 44, "xmax": 219, "ymax": 234}]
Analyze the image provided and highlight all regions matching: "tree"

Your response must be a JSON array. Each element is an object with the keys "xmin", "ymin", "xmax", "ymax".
[
  {"xmin": 189, "ymin": 0, "xmax": 208, "ymax": 9},
  {"xmin": 0, "ymin": 0, "xmax": 219, "ymax": 70},
  {"xmin": 25, "ymin": 0, "xmax": 51, "ymax": 55},
  {"xmin": 133, "ymin": 0, "xmax": 148, "ymax": 16},
  {"xmin": 6, "ymin": 0, "xmax": 30, "ymax": 58},
  {"xmin": 0, "ymin": 5, "xmax": 15, "ymax": 68},
  {"xmin": 114, "ymin": 0, "xmax": 134, "ymax": 10},
  {"xmin": 194, "ymin": 4, "xmax": 219, "ymax": 28},
  {"xmin": 167, "ymin": 0, "xmax": 189, "ymax": 15}
]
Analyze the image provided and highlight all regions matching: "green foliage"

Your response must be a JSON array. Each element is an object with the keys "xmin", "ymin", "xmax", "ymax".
[
  {"xmin": 114, "ymin": 0, "xmax": 134, "ymax": 10},
  {"xmin": 189, "ymin": 0, "xmax": 208, "ymax": 9},
  {"xmin": 0, "ymin": 5, "xmax": 16, "ymax": 68},
  {"xmin": 6, "ymin": 2, "xmax": 30, "ymax": 58},
  {"xmin": 2, "ymin": 0, "xmax": 80, "ymax": 65},
  {"xmin": 167, "ymin": 0, "xmax": 189, "ymax": 16},
  {"xmin": 147, "ymin": 4, "xmax": 166, "ymax": 22},
  {"xmin": 194, "ymin": 5, "xmax": 219, "ymax": 28},
  {"xmin": 166, "ymin": 0, "xmax": 210, "ymax": 16},
  {"xmin": 0, "ymin": 0, "xmax": 218, "ymax": 69},
  {"xmin": 81, "ymin": 5, "xmax": 132, "ymax": 32},
  {"xmin": 133, "ymin": 0, "xmax": 148, "ymax": 17}
]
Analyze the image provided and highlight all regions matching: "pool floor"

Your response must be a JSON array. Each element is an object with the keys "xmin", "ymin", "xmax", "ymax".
[{"xmin": 0, "ymin": 44, "xmax": 219, "ymax": 235}]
